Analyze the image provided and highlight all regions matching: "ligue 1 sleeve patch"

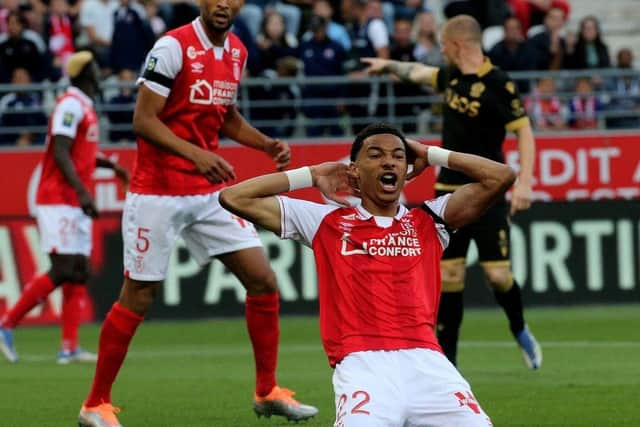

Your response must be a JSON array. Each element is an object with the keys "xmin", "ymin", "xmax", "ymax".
[
  {"xmin": 62, "ymin": 112, "xmax": 74, "ymax": 127},
  {"xmin": 146, "ymin": 56, "xmax": 158, "ymax": 72}
]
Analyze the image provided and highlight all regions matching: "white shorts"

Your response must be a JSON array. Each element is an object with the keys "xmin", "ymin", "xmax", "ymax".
[
  {"xmin": 332, "ymin": 349, "xmax": 492, "ymax": 427},
  {"xmin": 35, "ymin": 205, "xmax": 92, "ymax": 256},
  {"xmin": 122, "ymin": 191, "xmax": 263, "ymax": 281}
]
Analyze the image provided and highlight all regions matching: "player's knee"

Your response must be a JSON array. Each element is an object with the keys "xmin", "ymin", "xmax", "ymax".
[
  {"xmin": 244, "ymin": 268, "xmax": 278, "ymax": 295},
  {"xmin": 483, "ymin": 267, "xmax": 513, "ymax": 292},
  {"xmin": 119, "ymin": 279, "xmax": 159, "ymax": 316},
  {"xmin": 49, "ymin": 260, "xmax": 76, "ymax": 284}
]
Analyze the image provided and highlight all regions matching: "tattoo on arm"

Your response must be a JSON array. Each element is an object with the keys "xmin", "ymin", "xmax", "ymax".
[{"xmin": 388, "ymin": 62, "xmax": 417, "ymax": 82}]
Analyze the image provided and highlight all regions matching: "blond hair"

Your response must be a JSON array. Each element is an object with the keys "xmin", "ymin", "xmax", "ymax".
[{"xmin": 442, "ymin": 15, "xmax": 482, "ymax": 46}]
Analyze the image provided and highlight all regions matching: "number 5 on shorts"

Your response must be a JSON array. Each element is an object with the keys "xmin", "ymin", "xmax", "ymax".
[{"xmin": 136, "ymin": 227, "xmax": 151, "ymax": 253}]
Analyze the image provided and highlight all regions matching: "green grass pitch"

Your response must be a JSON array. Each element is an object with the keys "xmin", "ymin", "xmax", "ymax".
[{"xmin": 1, "ymin": 305, "xmax": 639, "ymax": 426}]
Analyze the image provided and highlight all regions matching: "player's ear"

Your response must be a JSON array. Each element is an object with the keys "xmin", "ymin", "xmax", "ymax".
[
  {"xmin": 347, "ymin": 162, "xmax": 358, "ymax": 178},
  {"xmin": 347, "ymin": 162, "xmax": 360, "ymax": 190}
]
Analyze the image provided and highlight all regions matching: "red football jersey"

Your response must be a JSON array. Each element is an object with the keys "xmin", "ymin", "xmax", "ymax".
[
  {"xmin": 36, "ymin": 87, "xmax": 99, "ymax": 206},
  {"xmin": 131, "ymin": 17, "xmax": 248, "ymax": 195},
  {"xmin": 278, "ymin": 196, "xmax": 451, "ymax": 367}
]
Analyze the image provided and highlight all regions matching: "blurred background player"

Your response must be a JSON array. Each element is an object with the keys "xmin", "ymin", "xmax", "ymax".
[
  {"xmin": 362, "ymin": 15, "xmax": 542, "ymax": 370},
  {"xmin": 77, "ymin": 0, "xmax": 317, "ymax": 426},
  {"xmin": 0, "ymin": 51, "xmax": 129, "ymax": 364},
  {"xmin": 219, "ymin": 122, "xmax": 517, "ymax": 426}
]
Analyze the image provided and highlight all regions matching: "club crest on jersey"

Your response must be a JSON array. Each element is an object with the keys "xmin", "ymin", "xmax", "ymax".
[
  {"xmin": 187, "ymin": 45, "xmax": 205, "ymax": 60},
  {"xmin": 231, "ymin": 48, "xmax": 241, "ymax": 59}
]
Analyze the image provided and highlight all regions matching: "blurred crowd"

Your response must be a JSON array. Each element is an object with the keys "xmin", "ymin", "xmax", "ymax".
[{"xmin": 0, "ymin": 0, "xmax": 639, "ymax": 145}]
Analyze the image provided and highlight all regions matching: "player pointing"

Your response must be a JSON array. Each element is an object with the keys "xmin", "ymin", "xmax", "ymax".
[{"xmin": 362, "ymin": 14, "xmax": 542, "ymax": 369}]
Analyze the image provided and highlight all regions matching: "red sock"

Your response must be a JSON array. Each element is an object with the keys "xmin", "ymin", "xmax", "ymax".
[
  {"xmin": 0, "ymin": 274, "xmax": 55, "ymax": 329},
  {"xmin": 245, "ymin": 292, "xmax": 279, "ymax": 397},
  {"xmin": 85, "ymin": 302, "xmax": 143, "ymax": 407},
  {"xmin": 61, "ymin": 284, "xmax": 86, "ymax": 351}
]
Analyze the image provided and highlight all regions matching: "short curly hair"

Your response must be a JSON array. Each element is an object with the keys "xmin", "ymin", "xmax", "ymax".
[{"xmin": 349, "ymin": 122, "xmax": 414, "ymax": 163}]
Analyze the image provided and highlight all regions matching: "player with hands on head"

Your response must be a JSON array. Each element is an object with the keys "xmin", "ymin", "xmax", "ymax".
[
  {"xmin": 361, "ymin": 14, "xmax": 541, "ymax": 370},
  {"xmin": 0, "ymin": 51, "xmax": 129, "ymax": 365},
  {"xmin": 77, "ymin": 0, "xmax": 315, "ymax": 426},
  {"xmin": 219, "ymin": 122, "xmax": 516, "ymax": 426}
]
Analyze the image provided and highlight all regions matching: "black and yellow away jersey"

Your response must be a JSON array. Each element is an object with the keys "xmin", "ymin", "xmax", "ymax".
[{"xmin": 432, "ymin": 58, "xmax": 530, "ymax": 189}]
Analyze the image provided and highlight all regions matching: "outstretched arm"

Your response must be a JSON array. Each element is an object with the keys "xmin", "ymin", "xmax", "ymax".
[
  {"xmin": 361, "ymin": 58, "xmax": 439, "ymax": 86},
  {"xmin": 408, "ymin": 141, "xmax": 516, "ymax": 229},
  {"xmin": 219, "ymin": 162, "xmax": 354, "ymax": 234}
]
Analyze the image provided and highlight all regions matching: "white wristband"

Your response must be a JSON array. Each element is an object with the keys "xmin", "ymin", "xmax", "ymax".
[
  {"xmin": 285, "ymin": 166, "xmax": 313, "ymax": 191},
  {"xmin": 427, "ymin": 146, "xmax": 451, "ymax": 168}
]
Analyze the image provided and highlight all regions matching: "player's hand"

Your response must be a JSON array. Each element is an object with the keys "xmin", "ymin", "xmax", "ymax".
[
  {"xmin": 405, "ymin": 138, "xmax": 430, "ymax": 180},
  {"xmin": 78, "ymin": 189, "xmax": 99, "ymax": 218},
  {"xmin": 114, "ymin": 164, "xmax": 130, "ymax": 192},
  {"xmin": 193, "ymin": 150, "xmax": 236, "ymax": 183},
  {"xmin": 361, "ymin": 57, "xmax": 393, "ymax": 75},
  {"xmin": 510, "ymin": 182, "xmax": 533, "ymax": 215},
  {"xmin": 264, "ymin": 138, "xmax": 291, "ymax": 171},
  {"xmin": 311, "ymin": 162, "xmax": 359, "ymax": 206}
]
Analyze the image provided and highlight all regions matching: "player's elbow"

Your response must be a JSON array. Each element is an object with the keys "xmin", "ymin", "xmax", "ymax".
[
  {"xmin": 132, "ymin": 109, "xmax": 152, "ymax": 139},
  {"xmin": 219, "ymin": 188, "xmax": 242, "ymax": 216},
  {"xmin": 494, "ymin": 165, "xmax": 517, "ymax": 194}
]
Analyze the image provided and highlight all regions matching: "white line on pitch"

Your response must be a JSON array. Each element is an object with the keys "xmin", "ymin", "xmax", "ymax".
[{"xmin": 13, "ymin": 341, "xmax": 640, "ymax": 362}]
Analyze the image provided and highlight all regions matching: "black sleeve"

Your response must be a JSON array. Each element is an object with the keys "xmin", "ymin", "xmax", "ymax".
[{"xmin": 492, "ymin": 72, "xmax": 529, "ymax": 131}]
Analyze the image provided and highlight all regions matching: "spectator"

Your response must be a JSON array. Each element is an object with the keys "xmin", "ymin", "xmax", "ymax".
[
  {"xmin": 412, "ymin": 10, "xmax": 442, "ymax": 66},
  {"xmin": 43, "ymin": 0, "xmax": 77, "ymax": 77},
  {"xmin": 381, "ymin": 0, "xmax": 427, "ymax": 30},
  {"xmin": 300, "ymin": 15, "xmax": 345, "ymax": 136},
  {"xmin": 231, "ymin": 17, "xmax": 262, "ymax": 76},
  {"xmin": 345, "ymin": 0, "xmax": 389, "ymax": 133},
  {"xmin": 110, "ymin": 0, "xmax": 155, "ymax": 74},
  {"xmin": 605, "ymin": 48, "xmax": 640, "ymax": 129},
  {"xmin": 443, "ymin": 0, "xmax": 509, "ymax": 28},
  {"xmin": 79, "ymin": 0, "xmax": 118, "ymax": 71},
  {"xmin": 0, "ymin": 68, "xmax": 47, "ymax": 146},
  {"xmin": 565, "ymin": 16, "xmax": 610, "ymax": 70},
  {"xmin": 390, "ymin": 16, "xmax": 423, "ymax": 132},
  {"xmin": 249, "ymin": 56, "xmax": 299, "ymax": 138},
  {"xmin": 239, "ymin": 1, "xmax": 302, "ymax": 39},
  {"xmin": 0, "ymin": 11, "xmax": 46, "ymax": 82},
  {"xmin": 525, "ymin": 77, "xmax": 565, "ymax": 130},
  {"xmin": 508, "ymin": 0, "xmax": 570, "ymax": 35},
  {"xmin": 489, "ymin": 16, "xmax": 536, "ymax": 71},
  {"xmin": 301, "ymin": 0, "xmax": 350, "ymax": 51},
  {"xmin": 0, "ymin": 0, "xmax": 20, "ymax": 34},
  {"xmin": 141, "ymin": 0, "xmax": 166, "ymax": 37},
  {"xmin": 568, "ymin": 78, "xmax": 602, "ymax": 130},
  {"xmin": 256, "ymin": 10, "xmax": 298, "ymax": 75},
  {"xmin": 528, "ymin": 6, "xmax": 567, "ymax": 70},
  {"xmin": 106, "ymin": 69, "xmax": 137, "ymax": 142}
]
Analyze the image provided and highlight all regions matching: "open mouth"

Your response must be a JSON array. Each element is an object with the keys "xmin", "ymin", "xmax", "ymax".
[
  {"xmin": 213, "ymin": 11, "xmax": 229, "ymax": 22},
  {"xmin": 379, "ymin": 172, "xmax": 398, "ymax": 192}
]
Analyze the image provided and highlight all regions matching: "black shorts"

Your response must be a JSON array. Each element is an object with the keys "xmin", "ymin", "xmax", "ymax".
[{"xmin": 437, "ymin": 190, "xmax": 511, "ymax": 263}]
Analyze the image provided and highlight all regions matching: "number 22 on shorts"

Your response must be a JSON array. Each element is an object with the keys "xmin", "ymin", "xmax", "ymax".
[
  {"xmin": 136, "ymin": 227, "xmax": 151, "ymax": 253},
  {"xmin": 335, "ymin": 390, "xmax": 371, "ymax": 426}
]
